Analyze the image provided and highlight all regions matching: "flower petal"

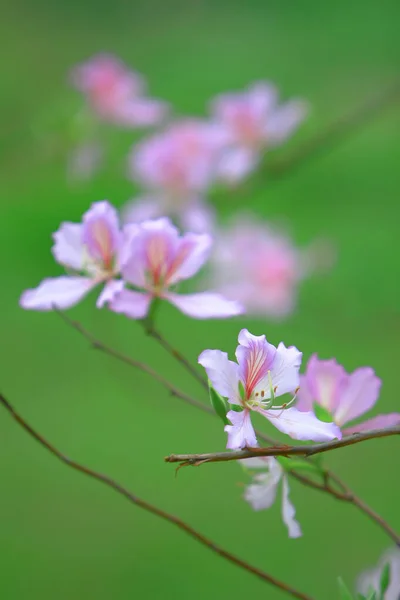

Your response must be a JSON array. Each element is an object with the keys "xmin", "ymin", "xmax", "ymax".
[
  {"xmin": 109, "ymin": 289, "xmax": 152, "ymax": 319},
  {"xmin": 216, "ymin": 147, "xmax": 259, "ymax": 183},
  {"xmin": 225, "ymin": 409, "xmax": 257, "ymax": 449},
  {"xmin": 165, "ymin": 292, "xmax": 244, "ymax": 319},
  {"xmin": 269, "ymin": 343, "xmax": 302, "ymax": 397},
  {"xmin": 52, "ymin": 222, "xmax": 84, "ymax": 270},
  {"xmin": 297, "ymin": 355, "xmax": 347, "ymax": 414},
  {"xmin": 266, "ymin": 100, "xmax": 308, "ymax": 145},
  {"xmin": 116, "ymin": 98, "xmax": 168, "ymax": 127},
  {"xmin": 82, "ymin": 201, "xmax": 121, "ymax": 267},
  {"xmin": 122, "ymin": 195, "xmax": 163, "ymax": 224},
  {"xmin": 334, "ymin": 367, "xmax": 382, "ymax": 426},
  {"xmin": 244, "ymin": 459, "xmax": 282, "ymax": 511},
  {"xmin": 260, "ymin": 406, "xmax": 342, "ymax": 442},
  {"xmin": 198, "ymin": 349, "xmax": 240, "ymax": 402},
  {"xmin": 180, "ymin": 200, "xmax": 216, "ymax": 234},
  {"xmin": 96, "ymin": 279, "xmax": 125, "ymax": 308},
  {"xmin": 166, "ymin": 233, "xmax": 212, "ymax": 285},
  {"xmin": 235, "ymin": 329, "xmax": 277, "ymax": 399},
  {"xmin": 19, "ymin": 276, "xmax": 96, "ymax": 310},
  {"xmin": 344, "ymin": 412, "xmax": 400, "ymax": 435},
  {"xmin": 281, "ymin": 476, "xmax": 302, "ymax": 538}
]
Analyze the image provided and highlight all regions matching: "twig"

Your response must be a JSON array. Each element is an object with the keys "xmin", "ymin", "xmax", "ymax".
[
  {"xmin": 56, "ymin": 312, "xmax": 399, "ymax": 543},
  {"xmin": 165, "ymin": 426, "xmax": 400, "ymax": 465},
  {"xmin": 56, "ymin": 309, "xmax": 211, "ymax": 415},
  {"xmin": 0, "ymin": 393, "xmax": 313, "ymax": 600},
  {"xmin": 265, "ymin": 80, "xmax": 400, "ymax": 178}
]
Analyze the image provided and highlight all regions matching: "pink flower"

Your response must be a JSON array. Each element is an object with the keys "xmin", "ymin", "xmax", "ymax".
[
  {"xmin": 20, "ymin": 201, "xmax": 125, "ymax": 311},
  {"xmin": 357, "ymin": 548, "xmax": 400, "ymax": 599},
  {"xmin": 71, "ymin": 53, "xmax": 167, "ymax": 127},
  {"xmin": 128, "ymin": 119, "xmax": 226, "ymax": 198},
  {"xmin": 242, "ymin": 457, "xmax": 302, "ymax": 538},
  {"xmin": 109, "ymin": 217, "xmax": 244, "ymax": 320},
  {"xmin": 296, "ymin": 355, "xmax": 400, "ymax": 434},
  {"xmin": 208, "ymin": 215, "xmax": 312, "ymax": 319},
  {"xmin": 198, "ymin": 329, "xmax": 341, "ymax": 449},
  {"xmin": 210, "ymin": 81, "xmax": 308, "ymax": 182}
]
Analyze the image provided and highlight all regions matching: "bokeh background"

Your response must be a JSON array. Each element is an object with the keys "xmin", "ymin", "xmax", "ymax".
[{"xmin": 1, "ymin": 0, "xmax": 400, "ymax": 598}]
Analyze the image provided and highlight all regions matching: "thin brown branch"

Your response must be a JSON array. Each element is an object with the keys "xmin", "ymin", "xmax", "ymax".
[
  {"xmin": 56, "ymin": 309, "xmax": 211, "ymax": 415},
  {"xmin": 165, "ymin": 426, "xmax": 400, "ymax": 465},
  {"xmin": 265, "ymin": 79, "xmax": 400, "ymax": 178},
  {"xmin": 0, "ymin": 393, "xmax": 313, "ymax": 600}
]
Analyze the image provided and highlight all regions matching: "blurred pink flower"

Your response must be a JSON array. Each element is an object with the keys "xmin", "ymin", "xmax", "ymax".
[
  {"xmin": 208, "ymin": 215, "xmax": 314, "ymax": 320},
  {"xmin": 210, "ymin": 81, "xmax": 308, "ymax": 182},
  {"xmin": 20, "ymin": 201, "xmax": 126, "ymax": 310},
  {"xmin": 128, "ymin": 119, "xmax": 226, "ymax": 198},
  {"xmin": 357, "ymin": 548, "xmax": 400, "ymax": 599},
  {"xmin": 71, "ymin": 53, "xmax": 167, "ymax": 127},
  {"xmin": 242, "ymin": 457, "xmax": 302, "ymax": 538},
  {"xmin": 198, "ymin": 329, "xmax": 341, "ymax": 449},
  {"xmin": 296, "ymin": 355, "xmax": 400, "ymax": 434},
  {"xmin": 109, "ymin": 217, "xmax": 244, "ymax": 320}
]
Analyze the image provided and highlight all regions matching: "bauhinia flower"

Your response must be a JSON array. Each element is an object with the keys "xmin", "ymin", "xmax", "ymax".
[
  {"xmin": 242, "ymin": 457, "xmax": 302, "ymax": 538},
  {"xmin": 108, "ymin": 217, "xmax": 244, "ymax": 320},
  {"xmin": 210, "ymin": 81, "xmax": 308, "ymax": 182},
  {"xmin": 198, "ymin": 329, "xmax": 342, "ymax": 449},
  {"xmin": 296, "ymin": 355, "xmax": 400, "ymax": 434},
  {"xmin": 208, "ymin": 215, "xmax": 323, "ymax": 319},
  {"xmin": 357, "ymin": 547, "xmax": 400, "ymax": 599},
  {"xmin": 70, "ymin": 53, "xmax": 167, "ymax": 127},
  {"xmin": 20, "ymin": 201, "xmax": 125, "ymax": 310}
]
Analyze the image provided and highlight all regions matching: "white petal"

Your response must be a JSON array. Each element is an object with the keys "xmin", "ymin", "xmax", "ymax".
[
  {"xmin": 198, "ymin": 349, "xmax": 240, "ymax": 402},
  {"xmin": 165, "ymin": 292, "xmax": 244, "ymax": 319},
  {"xmin": 270, "ymin": 343, "xmax": 302, "ymax": 397},
  {"xmin": 109, "ymin": 289, "xmax": 152, "ymax": 319},
  {"xmin": 52, "ymin": 223, "xmax": 84, "ymax": 270},
  {"xmin": 225, "ymin": 409, "xmax": 257, "ymax": 449},
  {"xmin": 243, "ymin": 458, "xmax": 282, "ymax": 511},
  {"xmin": 20, "ymin": 276, "xmax": 96, "ymax": 310},
  {"xmin": 261, "ymin": 406, "xmax": 342, "ymax": 442},
  {"xmin": 96, "ymin": 279, "xmax": 125, "ymax": 308},
  {"xmin": 281, "ymin": 476, "xmax": 302, "ymax": 538}
]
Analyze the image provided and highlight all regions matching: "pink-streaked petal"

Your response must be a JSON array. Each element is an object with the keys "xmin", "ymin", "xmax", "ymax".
[
  {"xmin": 165, "ymin": 292, "xmax": 244, "ymax": 319},
  {"xmin": 281, "ymin": 476, "xmax": 302, "ymax": 539},
  {"xmin": 96, "ymin": 279, "xmax": 125, "ymax": 308},
  {"xmin": 82, "ymin": 201, "xmax": 121, "ymax": 268},
  {"xmin": 268, "ymin": 343, "xmax": 302, "ymax": 397},
  {"xmin": 167, "ymin": 233, "xmax": 212, "ymax": 285},
  {"xmin": 20, "ymin": 276, "xmax": 96, "ymax": 311},
  {"xmin": 198, "ymin": 349, "xmax": 240, "ymax": 402},
  {"xmin": 266, "ymin": 100, "xmax": 308, "ymax": 145},
  {"xmin": 216, "ymin": 147, "xmax": 259, "ymax": 183},
  {"xmin": 108, "ymin": 289, "xmax": 152, "ymax": 319},
  {"xmin": 334, "ymin": 367, "xmax": 382, "ymax": 427},
  {"xmin": 52, "ymin": 222, "xmax": 84, "ymax": 271},
  {"xmin": 244, "ymin": 459, "xmax": 282, "ymax": 511},
  {"xmin": 298, "ymin": 354, "xmax": 347, "ymax": 414},
  {"xmin": 260, "ymin": 406, "xmax": 342, "ymax": 442},
  {"xmin": 225, "ymin": 409, "xmax": 257, "ymax": 449},
  {"xmin": 344, "ymin": 413, "xmax": 400, "ymax": 435},
  {"xmin": 235, "ymin": 330, "xmax": 277, "ymax": 399}
]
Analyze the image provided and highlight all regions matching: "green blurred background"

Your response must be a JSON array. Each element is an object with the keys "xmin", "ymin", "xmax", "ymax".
[{"xmin": 1, "ymin": 0, "xmax": 399, "ymax": 598}]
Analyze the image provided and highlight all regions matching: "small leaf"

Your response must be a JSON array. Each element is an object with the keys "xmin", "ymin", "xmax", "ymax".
[
  {"xmin": 279, "ymin": 457, "xmax": 323, "ymax": 475},
  {"xmin": 337, "ymin": 576, "xmax": 355, "ymax": 600},
  {"xmin": 313, "ymin": 402, "xmax": 335, "ymax": 423},
  {"xmin": 380, "ymin": 562, "xmax": 391, "ymax": 595},
  {"xmin": 208, "ymin": 383, "xmax": 229, "ymax": 425}
]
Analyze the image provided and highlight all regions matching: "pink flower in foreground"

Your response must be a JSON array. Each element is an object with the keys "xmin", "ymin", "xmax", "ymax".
[
  {"xmin": 208, "ymin": 216, "xmax": 315, "ymax": 319},
  {"xmin": 198, "ymin": 329, "xmax": 341, "ymax": 449},
  {"xmin": 71, "ymin": 53, "xmax": 167, "ymax": 127},
  {"xmin": 296, "ymin": 355, "xmax": 400, "ymax": 434},
  {"xmin": 109, "ymin": 218, "xmax": 244, "ymax": 320},
  {"xmin": 357, "ymin": 548, "xmax": 400, "ymax": 599},
  {"xmin": 210, "ymin": 81, "xmax": 308, "ymax": 182},
  {"xmin": 20, "ymin": 201, "xmax": 125, "ymax": 310},
  {"xmin": 242, "ymin": 457, "xmax": 301, "ymax": 538}
]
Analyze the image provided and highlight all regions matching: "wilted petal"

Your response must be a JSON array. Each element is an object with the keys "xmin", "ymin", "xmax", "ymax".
[
  {"xmin": 344, "ymin": 413, "xmax": 400, "ymax": 435},
  {"xmin": 167, "ymin": 233, "xmax": 212, "ymax": 285},
  {"xmin": 198, "ymin": 349, "xmax": 240, "ymax": 402},
  {"xmin": 334, "ymin": 367, "xmax": 382, "ymax": 427},
  {"xmin": 20, "ymin": 276, "xmax": 96, "ymax": 310},
  {"xmin": 52, "ymin": 222, "xmax": 84, "ymax": 271},
  {"xmin": 109, "ymin": 289, "xmax": 152, "ymax": 319},
  {"xmin": 96, "ymin": 279, "xmax": 124, "ymax": 308},
  {"xmin": 165, "ymin": 292, "xmax": 244, "ymax": 319},
  {"xmin": 82, "ymin": 201, "xmax": 121, "ymax": 267},
  {"xmin": 244, "ymin": 459, "xmax": 282, "ymax": 510},
  {"xmin": 269, "ymin": 343, "xmax": 302, "ymax": 397},
  {"xmin": 281, "ymin": 476, "xmax": 302, "ymax": 538},
  {"xmin": 261, "ymin": 406, "xmax": 342, "ymax": 442},
  {"xmin": 225, "ymin": 409, "xmax": 257, "ymax": 449}
]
